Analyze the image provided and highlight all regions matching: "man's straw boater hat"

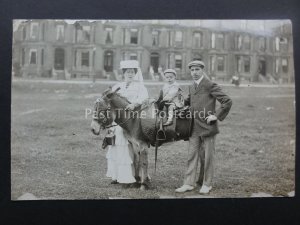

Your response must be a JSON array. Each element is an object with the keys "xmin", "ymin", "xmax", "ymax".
[
  {"xmin": 120, "ymin": 60, "xmax": 139, "ymax": 69},
  {"xmin": 188, "ymin": 60, "xmax": 205, "ymax": 69},
  {"xmin": 163, "ymin": 69, "xmax": 177, "ymax": 77}
]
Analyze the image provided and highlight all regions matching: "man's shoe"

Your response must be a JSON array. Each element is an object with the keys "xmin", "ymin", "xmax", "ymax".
[
  {"xmin": 199, "ymin": 185, "xmax": 212, "ymax": 194},
  {"xmin": 175, "ymin": 185, "xmax": 194, "ymax": 193}
]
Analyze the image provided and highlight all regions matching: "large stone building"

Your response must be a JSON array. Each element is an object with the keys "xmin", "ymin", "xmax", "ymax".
[{"xmin": 12, "ymin": 20, "xmax": 294, "ymax": 83}]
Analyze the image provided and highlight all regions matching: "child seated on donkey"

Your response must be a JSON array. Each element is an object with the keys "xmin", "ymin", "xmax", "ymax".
[{"xmin": 156, "ymin": 69, "xmax": 184, "ymax": 126}]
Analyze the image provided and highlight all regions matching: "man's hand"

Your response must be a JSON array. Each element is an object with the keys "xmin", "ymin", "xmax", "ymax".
[
  {"xmin": 206, "ymin": 115, "xmax": 217, "ymax": 124},
  {"xmin": 125, "ymin": 103, "xmax": 136, "ymax": 111}
]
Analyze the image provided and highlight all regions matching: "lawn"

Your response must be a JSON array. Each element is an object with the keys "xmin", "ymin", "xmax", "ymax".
[{"xmin": 11, "ymin": 81, "xmax": 295, "ymax": 199}]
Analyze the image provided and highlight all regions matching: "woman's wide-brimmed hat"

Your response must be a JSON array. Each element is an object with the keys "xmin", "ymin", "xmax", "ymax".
[{"xmin": 120, "ymin": 60, "xmax": 139, "ymax": 69}]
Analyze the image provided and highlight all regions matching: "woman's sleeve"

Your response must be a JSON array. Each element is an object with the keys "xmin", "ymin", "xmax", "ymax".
[{"xmin": 135, "ymin": 84, "xmax": 149, "ymax": 104}]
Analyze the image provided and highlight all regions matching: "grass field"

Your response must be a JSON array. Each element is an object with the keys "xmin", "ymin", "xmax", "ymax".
[{"xmin": 11, "ymin": 80, "xmax": 295, "ymax": 199}]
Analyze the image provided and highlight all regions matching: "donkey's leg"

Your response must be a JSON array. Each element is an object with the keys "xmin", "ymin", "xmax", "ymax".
[
  {"xmin": 129, "ymin": 142, "xmax": 139, "ymax": 181},
  {"xmin": 140, "ymin": 148, "xmax": 150, "ymax": 190}
]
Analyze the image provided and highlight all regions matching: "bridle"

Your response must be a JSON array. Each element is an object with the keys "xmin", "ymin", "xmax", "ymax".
[{"xmin": 93, "ymin": 95, "xmax": 152, "ymax": 130}]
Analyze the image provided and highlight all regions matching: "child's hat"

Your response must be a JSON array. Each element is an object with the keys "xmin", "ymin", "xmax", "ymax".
[
  {"xmin": 188, "ymin": 60, "xmax": 205, "ymax": 69},
  {"xmin": 163, "ymin": 69, "xmax": 177, "ymax": 77}
]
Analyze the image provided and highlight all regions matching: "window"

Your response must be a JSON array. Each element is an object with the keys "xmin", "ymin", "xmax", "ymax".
[
  {"xmin": 41, "ymin": 23, "xmax": 45, "ymax": 41},
  {"xmin": 76, "ymin": 24, "xmax": 91, "ymax": 42},
  {"xmin": 105, "ymin": 27, "xmax": 113, "ymax": 44},
  {"xmin": 150, "ymin": 52, "xmax": 159, "ymax": 73},
  {"xmin": 130, "ymin": 53, "xmax": 137, "ymax": 60},
  {"xmin": 104, "ymin": 51, "xmax": 114, "ymax": 72},
  {"xmin": 82, "ymin": 26, "xmax": 91, "ymax": 42},
  {"xmin": 237, "ymin": 56, "xmax": 242, "ymax": 73},
  {"xmin": 237, "ymin": 35, "xmax": 242, "ymax": 50},
  {"xmin": 216, "ymin": 33, "xmax": 224, "ymax": 49},
  {"xmin": 56, "ymin": 25, "xmax": 64, "ymax": 41},
  {"xmin": 211, "ymin": 33, "xmax": 216, "ymax": 48},
  {"xmin": 21, "ymin": 48, "xmax": 25, "ymax": 66},
  {"xmin": 217, "ymin": 56, "xmax": 225, "ymax": 72},
  {"xmin": 210, "ymin": 56, "xmax": 215, "ymax": 73},
  {"xmin": 193, "ymin": 32, "xmax": 202, "ymax": 48},
  {"xmin": 244, "ymin": 35, "xmax": 251, "ymax": 50},
  {"xmin": 93, "ymin": 50, "xmax": 95, "ymax": 67},
  {"xmin": 175, "ymin": 54, "xmax": 182, "ymax": 70},
  {"xmin": 130, "ymin": 29, "xmax": 138, "ymax": 44},
  {"xmin": 275, "ymin": 37, "xmax": 280, "ymax": 51},
  {"xmin": 74, "ymin": 50, "xmax": 77, "ymax": 67},
  {"xmin": 168, "ymin": 31, "xmax": 173, "ymax": 46},
  {"xmin": 29, "ymin": 49, "xmax": 37, "ymax": 64},
  {"xmin": 167, "ymin": 53, "xmax": 171, "ymax": 68},
  {"xmin": 279, "ymin": 37, "xmax": 288, "ymax": 51},
  {"xmin": 54, "ymin": 48, "xmax": 65, "ymax": 70},
  {"xmin": 175, "ymin": 31, "xmax": 183, "ymax": 45},
  {"xmin": 280, "ymin": 37, "xmax": 288, "ymax": 44},
  {"xmin": 258, "ymin": 37, "xmax": 266, "ymax": 51},
  {"xmin": 41, "ymin": 49, "xmax": 44, "ymax": 66},
  {"xmin": 282, "ymin": 58, "xmax": 288, "ymax": 73},
  {"xmin": 22, "ymin": 26, "xmax": 26, "ymax": 40},
  {"xmin": 244, "ymin": 56, "xmax": 251, "ymax": 73},
  {"xmin": 275, "ymin": 58, "xmax": 280, "ymax": 73},
  {"xmin": 81, "ymin": 52, "xmax": 89, "ymax": 67},
  {"xmin": 122, "ymin": 29, "xmax": 126, "ymax": 45},
  {"xmin": 152, "ymin": 30, "xmax": 159, "ymax": 46},
  {"xmin": 30, "ymin": 23, "xmax": 38, "ymax": 39}
]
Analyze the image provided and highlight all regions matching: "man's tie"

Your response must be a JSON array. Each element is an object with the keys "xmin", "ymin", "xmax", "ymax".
[{"xmin": 194, "ymin": 82, "xmax": 198, "ymax": 90}]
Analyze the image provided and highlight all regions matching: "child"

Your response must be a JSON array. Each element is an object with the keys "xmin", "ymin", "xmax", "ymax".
[{"xmin": 156, "ymin": 69, "xmax": 184, "ymax": 126}]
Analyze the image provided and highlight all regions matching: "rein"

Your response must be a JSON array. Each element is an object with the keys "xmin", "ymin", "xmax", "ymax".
[{"xmin": 104, "ymin": 103, "xmax": 151, "ymax": 129}]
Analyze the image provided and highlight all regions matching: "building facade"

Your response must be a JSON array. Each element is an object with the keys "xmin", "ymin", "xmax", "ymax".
[{"xmin": 12, "ymin": 20, "xmax": 294, "ymax": 83}]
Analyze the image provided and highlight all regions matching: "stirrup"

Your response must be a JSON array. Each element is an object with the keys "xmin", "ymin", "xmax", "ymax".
[{"xmin": 156, "ymin": 118, "xmax": 166, "ymax": 141}]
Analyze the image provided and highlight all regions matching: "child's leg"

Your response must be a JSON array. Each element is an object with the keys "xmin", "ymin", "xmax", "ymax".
[{"xmin": 163, "ymin": 104, "xmax": 175, "ymax": 126}]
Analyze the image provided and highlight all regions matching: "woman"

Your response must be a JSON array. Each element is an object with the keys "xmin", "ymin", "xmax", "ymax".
[{"xmin": 106, "ymin": 60, "xmax": 149, "ymax": 186}]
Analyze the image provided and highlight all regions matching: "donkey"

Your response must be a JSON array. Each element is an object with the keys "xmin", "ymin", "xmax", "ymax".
[{"xmin": 91, "ymin": 87, "xmax": 192, "ymax": 190}]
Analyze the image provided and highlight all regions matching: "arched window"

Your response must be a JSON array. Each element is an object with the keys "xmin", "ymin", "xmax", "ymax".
[
  {"xmin": 54, "ymin": 48, "xmax": 65, "ymax": 70},
  {"xmin": 193, "ymin": 32, "xmax": 202, "ymax": 48},
  {"xmin": 150, "ymin": 52, "xmax": 159, "ymax": 73},
  {"xmin": 175, "ymin": 54, "xmax": 182, "ymax": 70},
  {"xmin": 244, "ymin": 35, "xmax": 251, "ymax": 50},
  {"xmin": 104, "ymin": 50, "xmax": 114, "ymax": 72}
]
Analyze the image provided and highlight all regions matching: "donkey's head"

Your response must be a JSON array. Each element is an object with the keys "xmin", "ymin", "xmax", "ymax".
[{"xmin": 90, "ymin": 87, "xmax": 119, "ymax": 135}]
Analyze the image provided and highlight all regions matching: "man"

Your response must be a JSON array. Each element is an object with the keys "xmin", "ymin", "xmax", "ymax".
[{"xmin": 175, "ymin": 60, "xmax": 232, "ymax": 194}]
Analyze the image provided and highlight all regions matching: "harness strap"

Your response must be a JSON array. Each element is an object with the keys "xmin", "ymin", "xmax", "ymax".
[{"xmin": 104, "ymin": 103, "xmax": 151, "ymax": 129}]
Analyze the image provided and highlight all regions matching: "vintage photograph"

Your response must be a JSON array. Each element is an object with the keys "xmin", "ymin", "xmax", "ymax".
[{"xmin": 11, "ymin": 19, "xmax": 295, "ymax": 200}]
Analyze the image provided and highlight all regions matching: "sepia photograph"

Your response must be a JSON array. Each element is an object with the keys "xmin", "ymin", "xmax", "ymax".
[{"xmin": 11, "ymin": 19, "xmax": 295, "ymax": 200}]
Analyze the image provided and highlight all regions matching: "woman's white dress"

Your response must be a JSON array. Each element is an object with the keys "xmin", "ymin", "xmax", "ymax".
[{"xmin": 106, "ymin": 81, "xmax": 148, "ymax": 183}]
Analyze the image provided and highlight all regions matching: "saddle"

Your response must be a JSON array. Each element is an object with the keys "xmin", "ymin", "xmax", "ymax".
[{"xmin": 155, "ymin": 105, "xmax": 193, "ymax": 144}]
